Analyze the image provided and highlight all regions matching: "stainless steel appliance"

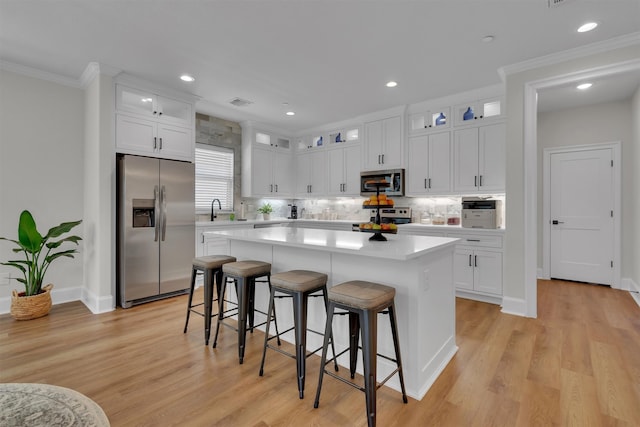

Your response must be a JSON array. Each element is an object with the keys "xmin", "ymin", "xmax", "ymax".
[
  {"xmin": 288, "ymin": 204, "xmax": 297, "ymax": 219},
  {"xmin": 461, "ymin": 197, "xmax": 503, "ymax": 229},
  {"xmin": 360, "ymin": 169, "xmax": 405, "ymax": 197},
  {"xmin": 117, "ymin": 154, "xmax": 195, "ymax": 308},
  {"xmin": 352, "ymin": 207, "xmax": 412, "ymax": 231}
]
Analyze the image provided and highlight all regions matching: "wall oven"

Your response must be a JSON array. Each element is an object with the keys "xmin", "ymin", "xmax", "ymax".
[{"xmin": 360, "ymin": 169, "xmax": 405, "ymax": 197}]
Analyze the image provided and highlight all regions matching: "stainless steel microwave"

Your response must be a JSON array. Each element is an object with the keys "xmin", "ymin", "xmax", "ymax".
[{"xmin": 360, "ymin": 169, "xmax": 405, "ymax": 197}]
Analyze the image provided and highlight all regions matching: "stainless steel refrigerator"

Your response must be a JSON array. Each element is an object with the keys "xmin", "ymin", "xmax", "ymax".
[{"xmin": 117, "ymin": 154, "xmax": 195, "ymax": 308}]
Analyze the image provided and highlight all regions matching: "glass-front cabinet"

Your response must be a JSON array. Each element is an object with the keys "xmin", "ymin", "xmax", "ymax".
[
  {"xmin": 453, "ymin": 97, "xmax": 503, "ymax": 127},
  {"xmin": 116, "ymin": 84, "xmax": 192, "ymax": 127},
  {"xmin": 409, "ymin": 106, "xmax": 450, "ymax": 134}
]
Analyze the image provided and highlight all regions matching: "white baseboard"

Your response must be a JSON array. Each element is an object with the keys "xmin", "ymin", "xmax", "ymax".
[
  {"xmin": 82, "ymin": 288, "xmax": 115, "ymax": 314},
  {"xmin": 0, "ymin": 287, "xmax": 114, "ymax": 315},
  {"xmin": 501, "ymin": 296, "xmax": 527, "ymax": 317}
]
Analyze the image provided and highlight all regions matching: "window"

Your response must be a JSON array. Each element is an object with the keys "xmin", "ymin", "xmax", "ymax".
[{"xmin": 195, "ymin": 144, "xmax": 234, "ymax": 213}]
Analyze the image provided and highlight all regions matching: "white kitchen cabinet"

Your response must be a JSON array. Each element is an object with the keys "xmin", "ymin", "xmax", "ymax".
[
  {"xmin": 196, "ymin": 224, "xmax": 254, "ymax": 258},
  {"xmin": 448, "ymin": 231, "xmax": 503, "ymax": 299},
  {"xmin": 115, "ymin": 114, "xmax": 193, "ymax": 162},
  {"xmin": 327, "ymin": 143, "xmax": 361, "ymax": 196},
  {"xmin": 250, "ymin": 146, "xmax": 293, "ymax": 197},
  {"xmin": 453, "ymin": 96, "xmax": 503, "ymax": 127},
  {"xmin": 116, "ymin": 84, "xmax": 192, "ymax": 127},
  {"xmin": 453, "ymin": 123, "xmax": 505, "ymax": 193},
  {"xmin": 241, "ymin": 126, "xmax": 294, "ymax": 198},
  {"xmin": 364, "ymin": 116, "xmax": 403, "ymax": 170},
  {"xmin": 406, "ymin": 131, "xmax": 451, "ymax": 195},
  {"xmin": 296, "ymin": 150, "xmax": 326, "ymax": 196},
  {"xmin": 115, "ymin": 82, "xmax": 194, "ymax": 162},
  {"xmin": 453, "ymin": 248, "xmax": 502, "ymax": 295},
  {"xmin": 408, "ymin": 106, "xmax": 450, "ymax": 134}
]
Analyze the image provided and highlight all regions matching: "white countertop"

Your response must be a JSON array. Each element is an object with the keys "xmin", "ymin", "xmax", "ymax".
[{"xmin": 208, "ymin": 227, "xmax": 458, "ymax": 261}]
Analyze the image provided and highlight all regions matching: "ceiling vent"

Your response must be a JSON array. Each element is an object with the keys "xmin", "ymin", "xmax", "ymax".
[
  {"xmin": 548, "ymin": 0, "xmax": 574, "ymax": 8},
  {"xmin": 229, "ymin": 97, "xmax": 253, "ymax": 107}
]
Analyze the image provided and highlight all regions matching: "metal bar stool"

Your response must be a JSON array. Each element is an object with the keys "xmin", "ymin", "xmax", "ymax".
[
  {"xmin": 314, "ymin": 280, "xmax": 408, "ymax": 427},
  {"xmin": 183, "ymin": 255, "xmax": 236, "ymax": 345},
  {"xmin": 259, "ymin": 270, "xmax": 339, "ymax": 399},
  {"xmin": 212, "ymin": 260, "xmax": 278, "ymax": 364}
]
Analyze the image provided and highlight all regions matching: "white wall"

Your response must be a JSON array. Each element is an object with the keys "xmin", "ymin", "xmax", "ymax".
[
  {"xmin": 0, "ymin": 70, "xmax": 85, "ymax": 306},
  {"xmin": 504, "ymin": 42, "xmax": 640, "ymax": 316},
  {"xmin": 631, "ymin": 86, "xmax": 640, "ymax": 291},
  {"xmin": 82, "ymin": 71, "xmax": 116, "ymax": 313},
  {"xmin": 537, "ymin": 99, "xmax": 633, "ymax": 278}
]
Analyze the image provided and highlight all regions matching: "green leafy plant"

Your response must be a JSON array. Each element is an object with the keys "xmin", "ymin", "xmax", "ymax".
[
  {"xmin": 257, "ymin": 203, "xmax": 273, "ymax": 214},
  {"xmin": 0, "ymin": 210, "xmax": 82, "ymax": 296}
]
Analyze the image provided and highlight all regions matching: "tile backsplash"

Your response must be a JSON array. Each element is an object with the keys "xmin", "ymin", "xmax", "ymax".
[{"xmin": 203, "ymin": 195, "xmax": 506, "ymax": 225}]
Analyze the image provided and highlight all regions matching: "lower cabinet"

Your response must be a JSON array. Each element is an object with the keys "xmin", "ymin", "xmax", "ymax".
[
  {"xmin": 196, "ymin": 224, "xmax": 254, "ymax": 257},
  {"xmin": 453, "ymin": 248, "xmax": 502, "ymax": 295},
  {"xmin": 447, "ymin": 231, "xmax": 503, "ymax": 301}
]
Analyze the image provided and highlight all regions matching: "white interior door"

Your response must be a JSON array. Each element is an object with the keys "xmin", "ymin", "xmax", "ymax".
[{"xmin": 549, "ymin": 148, "xmax": 614, "ymax": 285}]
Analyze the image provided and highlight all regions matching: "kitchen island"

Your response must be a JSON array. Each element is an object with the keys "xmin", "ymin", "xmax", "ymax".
[{"xmin": 207, "ymin": 227, "xmax": 459, "ymax": 400}]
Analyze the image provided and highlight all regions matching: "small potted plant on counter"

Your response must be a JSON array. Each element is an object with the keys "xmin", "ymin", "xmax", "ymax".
[
  {"xmin": 0, "ymin": 210, "xmax": 82, "ymax": 320},
  {"xmin": 257, "ymin": 203, "xmax": 273, "ymax": 221}
]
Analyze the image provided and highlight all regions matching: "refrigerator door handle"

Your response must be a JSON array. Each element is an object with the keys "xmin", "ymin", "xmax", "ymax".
[
  {"xmin": 154, "ymin": 185, "xmax": 160, "ymax": 242},
  {"xmin": 161, "ymin": 185, "xmax": 167, "ymax": 241}
]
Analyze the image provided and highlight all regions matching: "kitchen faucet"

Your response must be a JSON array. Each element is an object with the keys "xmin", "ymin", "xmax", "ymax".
[{"xmin": 211, "ymin": 198, "xmax": 222, "ymax": 221}]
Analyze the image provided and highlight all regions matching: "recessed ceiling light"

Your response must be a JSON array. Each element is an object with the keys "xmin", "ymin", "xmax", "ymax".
[
  {"xmin": 577, "ymin": 22, "xmax": 598, "ymax": 33},
  {"xmin": 286, "ymin": 111, "xmax": 295, "ymax": 116},
  {"xmin": 386, "ymin": 81, "xmax": 398, "ymax": 88},
  {"xmin": 577, "ymin": 83, "xmax": 593, "ymax": 90},
  {"xmin": 180, "ymin": 74, "xmax": 195, "ymax": 82},
  {"xmin": 482, "ymin": 35, "xmax": 495, "ymax": 43}
]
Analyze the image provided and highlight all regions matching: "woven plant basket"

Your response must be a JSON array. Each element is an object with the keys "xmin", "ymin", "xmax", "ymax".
[{"xmin": 10, "ymin": 284, "xmax": 53, "ymax": 320}]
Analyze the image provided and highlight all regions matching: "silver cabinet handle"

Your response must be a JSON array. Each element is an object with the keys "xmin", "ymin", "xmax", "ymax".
[
  {"xmin": 468, "ymin": 254, "xmax": 472, "ymax": 267},
  {"xmin": 474, "ymin": 176, "xmax": 478, "ymax": 187},
  {"xmin": 428, "ymin": 178, "xmax": 432, "ymax": 189},
  {"xmin": 479, "ymin": 175, "xmax": 483, "ymax": 186},
  {"xmin": 474, "ymin": 255, "xmax": 478, "ymax": 267},
  {"xmin": 153, "ymin": 137, "xmax": 157, "ymax": 149},
  {"xmin": 381, "ymin": 154, "xmax": 384, "ymax": 164},
  {"xmin": 159, "ymin": 137, "xmax": 163, "ymax": 150},
  {"xmin": 161, "ymin": 185, "xmax": 167, "ymax": 241},
  {"xmin": 154, "ymin": 186, "xmax": 159, "ymax": 242}
]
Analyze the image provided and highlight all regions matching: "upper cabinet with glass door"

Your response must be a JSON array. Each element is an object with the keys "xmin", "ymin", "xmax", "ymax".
[
  {"xmin": 408, "ymin": 106, "xmax": 450, "ymax": 135},
  {"xmin": 116, "ymin": 84, "xmax": 192, "ymax": 127},
  {"xmin": 328, "ymin": 126, "xmax": 360, "ymax": 147},
  {"xmin": 453, "ymin": 96, "xmax": 503, "ymax": 127},
  {"xmin": 255, "ymin": 132, "xmax": 291, "ymax": 151}
]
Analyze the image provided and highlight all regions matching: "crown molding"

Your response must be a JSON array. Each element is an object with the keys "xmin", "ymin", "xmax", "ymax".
[
  {"xmin": 0, "ymin": 60, "xmax": 81, "ymax": 88},
  {"xmin": 498, "ymin": 32, "xmax": 640, "ymax": 79},
  {"xmin": 79, "ymin": 62, "xmax": 121, "ymax": 88}
]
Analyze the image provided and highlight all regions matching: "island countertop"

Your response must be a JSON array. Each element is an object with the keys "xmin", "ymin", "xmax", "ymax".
[{"xmin": 208, "ymin": 227, "xmax": 458, "ymax": 261}]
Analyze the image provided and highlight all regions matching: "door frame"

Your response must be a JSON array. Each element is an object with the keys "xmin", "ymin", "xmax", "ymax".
[{"xmin": 542, "ymin": 142, "xmax": 621, "ymax": 288}]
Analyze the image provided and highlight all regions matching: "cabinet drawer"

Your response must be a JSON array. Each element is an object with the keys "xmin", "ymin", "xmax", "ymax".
[{"xmin": 447, "ymin": 232, "xmax": 502, "ymax": 248}]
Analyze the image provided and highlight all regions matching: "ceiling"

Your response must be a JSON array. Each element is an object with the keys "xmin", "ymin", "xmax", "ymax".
[{"xmin": 1, "ymin": 1, "xmax": 639, "ymax": 132}]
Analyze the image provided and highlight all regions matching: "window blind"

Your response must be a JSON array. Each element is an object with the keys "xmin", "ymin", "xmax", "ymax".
[{"xmin": 195, "ymin": 144, "xmax": 234, "ymax": 212}]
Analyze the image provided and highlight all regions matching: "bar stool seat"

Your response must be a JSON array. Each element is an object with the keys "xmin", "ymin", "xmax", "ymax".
[
  {"xmin": 259, "ymin": 270, "xmax": 338, "ymax": 399},
  {"xmin": 213, "ymin": 260, "xmax": 277, "ymax": 364},
  {"xmin": 183, "ymin": 255, "xmax": 236, "ymax": 345},
  {"xmin": 314, "ymin": 280, "xmax": 408, "ymax": 427}
]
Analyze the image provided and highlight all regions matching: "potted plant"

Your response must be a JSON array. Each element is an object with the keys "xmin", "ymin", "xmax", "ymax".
[
  {"xmin": 257, "ymin": 203, "xmax": 273, "ymax": 221},
  {"xmin": 0, "ymin": 210, "xmax": 82, "ymax": 320}
]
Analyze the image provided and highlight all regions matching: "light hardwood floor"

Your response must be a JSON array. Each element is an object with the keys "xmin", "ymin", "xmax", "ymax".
[{"xmin": 2, "ymin": 279, "xmax": 639, "ymax": 426}]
